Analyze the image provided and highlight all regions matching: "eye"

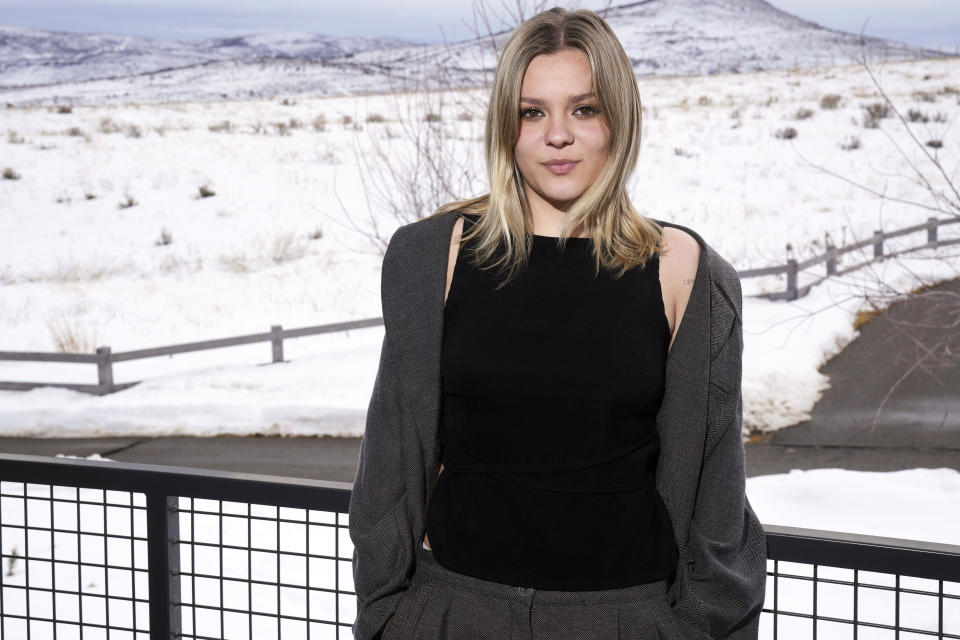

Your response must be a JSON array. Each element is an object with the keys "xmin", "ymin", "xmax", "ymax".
[
  {"xmin": 519, "ymin": 108, "xmax": 541, "ymax": 119},
  {"xmin": 574, "ymin": 104, "xmax": 600, "ymax": 116}
]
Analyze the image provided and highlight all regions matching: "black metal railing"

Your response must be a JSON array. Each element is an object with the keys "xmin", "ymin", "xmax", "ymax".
[
  {"xmin": 1, "ymin": 453, "xmax": 958, "ymax": 639},
  {"xmin": 763, "ymin": 524, "xmax": 960, "ymax": 638}
]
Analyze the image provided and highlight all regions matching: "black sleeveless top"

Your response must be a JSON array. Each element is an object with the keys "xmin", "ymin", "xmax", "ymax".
[{"xmin": 424, "ymin": 213, "xmax": 679, "ymax": 590}]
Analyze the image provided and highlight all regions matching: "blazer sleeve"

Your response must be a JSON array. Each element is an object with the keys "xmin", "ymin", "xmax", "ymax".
[
  {"xmin": 678, "ymin": 274, "xmax": 768, "ymax": 639},
  {"xmin": 348, "ymin": 231, "xmax": 417, "ymax": 640}
]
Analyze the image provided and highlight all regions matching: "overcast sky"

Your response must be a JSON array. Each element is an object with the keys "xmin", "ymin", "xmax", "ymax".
[{"xmin": 1, "ymin": 0, "xmax": 957, "ymax": 50}]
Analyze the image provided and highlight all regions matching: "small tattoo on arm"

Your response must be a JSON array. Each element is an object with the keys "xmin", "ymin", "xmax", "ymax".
[{"xmin": 682, "ymin": 278, "xmax": 695, "ymax": 285}]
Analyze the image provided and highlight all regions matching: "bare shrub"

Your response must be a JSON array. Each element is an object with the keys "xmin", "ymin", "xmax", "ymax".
[
  {"xmin": 907, "ymin": 109, "xmax": 929, "ymax": 123},
  {"xmin": 288, "ymin": 117, "xmax": 303, "ymax": 129},
  {"xmin": 424, "ymin": 112, "xmax": 442, "ymax": 123},
  {"xmin": 46, "ymin": 311, "xmax": 101, "ymax": 354},
  {"xmin": 861, "ymin": 102, "xmax": 890, "ymax": 128},
  {"xmin": 839, "ymin": 135, "xmax": 861, "ymax": 150},
  {"xmin": 7, "ymin": 129, "xmax": 25, "ymax": 144},
  {"xmin": 820, "ymin": 93, "xmax": 842, "ymax": 109},
  {"xmin": 125, "ymin": 124, "xmax": 142, "ymax": 138},
  {"xmin": 198, "ymin": 184, "xmax": 215, "ymax": 198},
  {"xmin": 367, "ymin": 113, "xmax": 386, "ymax": 123},
  {"xmin": 774, "ymin": 127, "xmax": 797, "ymax": 139},
  {"xmin": 794, "ymin": 107, "xmax": 814, "ymax": 120},
  {"xmin": 697, "ymin": 95, "xmax": 712, "ymax": 106},
  {"xmin": 910, "ymin": 90, "xmax": 937, "ymax": 103},
  {"xmin": 3, "ymin": 167, "xmax": 20, "ymax": 180},
  {"xmin": 219, "ymin": 252, "xmax": 251, "ymax": 273},
  {"xmin": 341, "ymin": 115, "xmax": 353, "ymax": 126},
  {"xmin": 787, "ymin": 28, "xmax": 960, "ymax": 432},
  {"xmin": 118, "ymin": 194, "xmax": 137, "ymax": 209},
  {"xmin": 156, "ymin": 227, "xmax": 173, "ymax": 246},
  {"xmin": 209, "ymin": 120, "xmax": 233, "ymax": 133},
  {"xmin": 312, "ymin": 114, "xmax": 327, "ymax": 131},
  {"xmin": 271, "ymin": 231, "xmax": 308, "ymax": 264},
  {"xmin": 66, "ymin": 126, "xmax": 84, "ymax": 137},
  {"xmin": 56, "ymin": 105, "xmax": 72, "ymax": 114},
  {"xmin": 99, "ymin": 117, "xmax": 122, "ymax": 134}
]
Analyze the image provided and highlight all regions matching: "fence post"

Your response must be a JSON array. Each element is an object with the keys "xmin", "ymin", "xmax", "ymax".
[
  {"xmin": 873, "ymin": 230, "xmax": 884, "ymax": 259},
  {"xmin": 271, "ymin": 325, "xmax": 284, "ymax": 363},
  {"xmin": 927, "ymin": 217, "xmax": 938, "ymax": 245},
  {"xmin": 96, "ymin": 346, "xmax": 114, "ymax": 395},
  {"xmin": 786, "ymin": 259, "xmax": 798, "ymax": 301},
  {"xmin": 825, "ymin": 240, "xmax": 837, "ymax": 276},
  {"xmin": 147, "ymin": 494, "xmax": 182, "ymax": 640}
]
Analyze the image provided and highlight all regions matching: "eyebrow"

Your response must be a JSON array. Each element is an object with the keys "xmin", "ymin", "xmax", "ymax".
[{"xmin": 519, "ymin": 92, "xmax": 597, "ymax": 106}]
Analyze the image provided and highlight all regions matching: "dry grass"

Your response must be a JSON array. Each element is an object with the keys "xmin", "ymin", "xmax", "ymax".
[
  {"xmin": 271, "ymin": 231, "xmax": 308, "ymax": 264},
  {"xmin": 46, "ymin": 309, "xmax": 102, "ymax": 354}
]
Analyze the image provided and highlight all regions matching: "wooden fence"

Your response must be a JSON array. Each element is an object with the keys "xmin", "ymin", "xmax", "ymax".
[
  {"xmin": 1, "ymin": 215, "xmax": 958, "ymax": 395},
  {"xmin": 740, "ymin": 215, "xmax": 960, "ymax": 301},
  {"xmin": 0, "ymin": 317, "xmax": 383, "ymax": 395}
]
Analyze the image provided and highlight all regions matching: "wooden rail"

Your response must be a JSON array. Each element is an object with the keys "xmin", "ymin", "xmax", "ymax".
[
  {"xmin": 0, "ymin": 317, "xmax": 384, "ymax": 395},
  {"xmin": 742, "ymin": 215, "xmax": 960, "ymax": 301}
]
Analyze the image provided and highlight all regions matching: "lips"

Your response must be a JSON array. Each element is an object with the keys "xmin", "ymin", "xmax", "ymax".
[{"xmin": 543, "ymin": 159, "xmax": 578, "ymax": 175}]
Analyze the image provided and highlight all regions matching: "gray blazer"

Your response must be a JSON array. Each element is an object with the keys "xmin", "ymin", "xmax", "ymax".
[{"xmin": 349, "ymin": 210, "xmax": 767, "ymax": 639}]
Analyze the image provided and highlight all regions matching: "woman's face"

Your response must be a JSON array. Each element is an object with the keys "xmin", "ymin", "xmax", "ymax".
[{"xmin": 514, "ymin": 48, "xmax": 611, "ymax": 216}]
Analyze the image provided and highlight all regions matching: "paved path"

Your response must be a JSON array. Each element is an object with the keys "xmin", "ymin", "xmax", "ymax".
[{"xmin": 2, "ymin": 277, "xmax": 957, "ymax": 481}]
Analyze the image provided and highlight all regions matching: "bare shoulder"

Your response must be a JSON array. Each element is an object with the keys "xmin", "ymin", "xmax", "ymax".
[
  {"xmin": 658, "ymin": 226, "xmax": 702, "ymax": 347},
  {"xmin": 445, "ymin": 215, "xmax": 465, "ymax": 306}
]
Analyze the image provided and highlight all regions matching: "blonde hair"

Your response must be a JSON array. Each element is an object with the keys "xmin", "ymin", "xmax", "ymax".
[{"xmin": 426, "ymin": 6, "xmax": 663, "ymax": 287}]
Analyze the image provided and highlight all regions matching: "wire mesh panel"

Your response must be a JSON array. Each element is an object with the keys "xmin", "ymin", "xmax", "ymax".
[
  {"xmin": 760, "ymin": 558, "xmax": 960, "ymax": 639},
  {"xmin": 0, "ymin": 455, "xmax": 355, "ymax": 640},
  {"xmin": 0, "ymin": 481, "xmax": 151, "ymax": 640},
  {"xmin": 3, "ymin": 455, "xmax": 960, "ymax": 640},
  {"xmin": 172, "ymin": 497, "xmax": 353, "ymax": 640}
]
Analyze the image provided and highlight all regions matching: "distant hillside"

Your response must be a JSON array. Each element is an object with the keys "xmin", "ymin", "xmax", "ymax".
[
  {"xmin": 0, "ymin": 0, "xmax": 949, "ymax": 106},
  {"xmin": 0, "ymin": 25, "xmax": 413, "ymax": 87}
]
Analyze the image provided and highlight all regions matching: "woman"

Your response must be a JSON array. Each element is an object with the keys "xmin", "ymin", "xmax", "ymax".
[{"xmin": 349, "ymin": 7, "xmax": 766, "ymax": 640}]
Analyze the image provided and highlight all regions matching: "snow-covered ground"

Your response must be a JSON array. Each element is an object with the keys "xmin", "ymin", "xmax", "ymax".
[
  {"xmin": 2, "ymin": 56, "xmax": 958, "ymax": 438},
  {"xmin": 1, "ymin": 463, "xmax": 957, "ymax": 639}
]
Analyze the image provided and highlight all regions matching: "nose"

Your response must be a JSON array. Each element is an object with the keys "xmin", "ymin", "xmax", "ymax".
[{"xmin": 544, "ymin": 115, "xmax": 573, "ymax": 147}]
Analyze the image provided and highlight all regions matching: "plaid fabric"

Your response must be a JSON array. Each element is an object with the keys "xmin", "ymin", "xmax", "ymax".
[{"xmin": 349, "ymin": 210, "xmax": 766, "ymax": 640}]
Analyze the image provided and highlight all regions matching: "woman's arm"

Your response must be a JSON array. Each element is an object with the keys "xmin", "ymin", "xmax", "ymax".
[{"xmin": 677, "ymin": 267, "xmax": 767, "ymax": 639}]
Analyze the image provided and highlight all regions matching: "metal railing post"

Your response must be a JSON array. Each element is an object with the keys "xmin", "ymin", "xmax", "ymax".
[{"xmin": 147, "ymin": 493, "xmax": 182, "ymax": 640}]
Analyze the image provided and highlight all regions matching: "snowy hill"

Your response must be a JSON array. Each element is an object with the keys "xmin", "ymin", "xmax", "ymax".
[
  {"xmin": 2, "ymin": 0, "xmax": 951, "ymax": 107},
  {"xmin": 0, "ymin": 24, "xmax": 413, "ymax": 88},
  {"xmin": 0, "ymin": 0, "xmax": 949, "ymax": 106}
]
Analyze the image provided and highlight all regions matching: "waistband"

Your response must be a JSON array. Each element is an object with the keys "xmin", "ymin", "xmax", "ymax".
[
  {"xmin": 413, "ymin": 543, "xmax": 669, "ymax": 605},
  {"xmin": 441, "ymin": 424, "xmax": 660, "ymax": 474}
]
